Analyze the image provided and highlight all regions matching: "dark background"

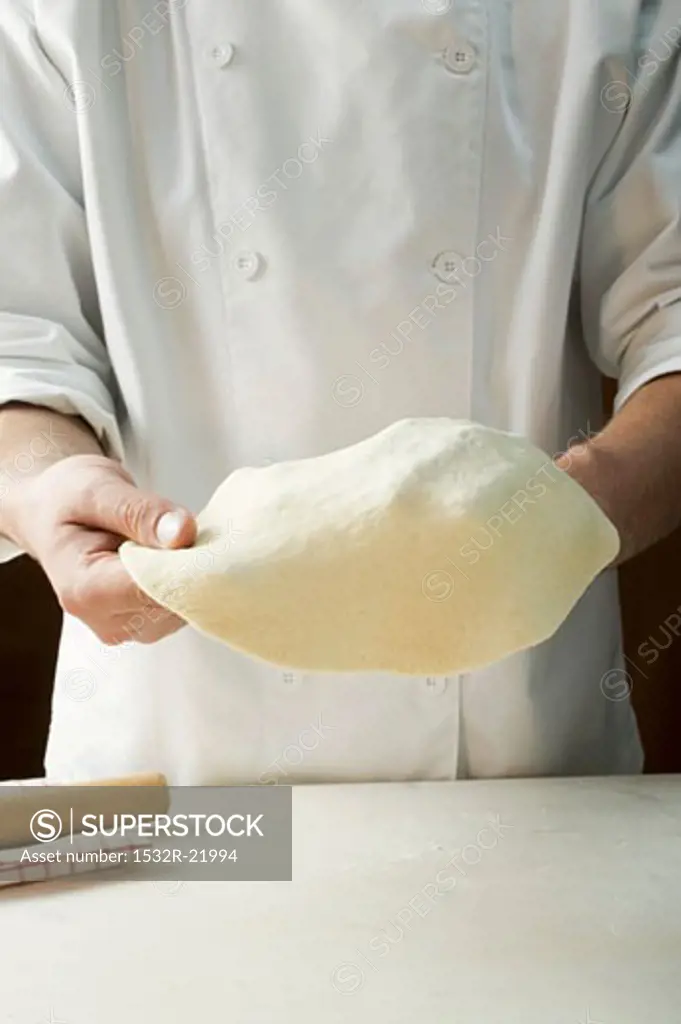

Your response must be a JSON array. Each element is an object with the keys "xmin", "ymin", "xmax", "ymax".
[{"xmin": 1, "ymin": 383, "xmax": 679, "ymax": 780}]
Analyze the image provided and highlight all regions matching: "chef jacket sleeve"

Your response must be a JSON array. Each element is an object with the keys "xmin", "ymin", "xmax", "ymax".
[
  {"xmin": 0, "ymin": 8, "xmax": 123, "ymax": 560},
  {"xmin": 0, "ymin": 10, "xmax": 123, "ymax": 451},
  {"xmin": 580, "ymin": 14, "xmax": 681, "ymax": 412}
]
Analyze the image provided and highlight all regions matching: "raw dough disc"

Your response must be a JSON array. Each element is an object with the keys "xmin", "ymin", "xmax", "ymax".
[{"xmin": 120, "ymin": 418, "xmax": 620, "ymax": 674}]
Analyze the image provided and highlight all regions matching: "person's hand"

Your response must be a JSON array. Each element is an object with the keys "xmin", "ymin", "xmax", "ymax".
[{"xmin": 4, "ymin": 453, "xmax": 196, "ymax": 644}]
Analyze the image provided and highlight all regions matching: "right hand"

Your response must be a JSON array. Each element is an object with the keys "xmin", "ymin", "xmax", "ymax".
[{"xmin": 4, "ymin": 454, "xmax": 196, "ymax": 645}]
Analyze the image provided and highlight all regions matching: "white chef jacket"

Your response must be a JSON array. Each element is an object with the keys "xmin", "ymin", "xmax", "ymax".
[{"xmin": 2, "ymin": 0, "xmax": 680, "ymax": 784}]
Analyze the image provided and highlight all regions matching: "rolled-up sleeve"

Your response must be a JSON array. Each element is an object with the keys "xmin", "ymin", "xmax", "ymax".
[
  {"xmin": 0, "ymin": 6, "xmax": 123, "ymax": 560},
  {"xmin": 0, "ymin": 6, "xmax": 122, "ymax": 448},
  {"xmin": 580, "ymin": 12, "xmax": 681, "ymax": 411}
]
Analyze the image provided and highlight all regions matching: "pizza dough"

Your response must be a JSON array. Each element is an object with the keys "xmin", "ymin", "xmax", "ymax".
[{"xmin": 120, "ymin": 418, "xmax": 619, "ymax": 674}]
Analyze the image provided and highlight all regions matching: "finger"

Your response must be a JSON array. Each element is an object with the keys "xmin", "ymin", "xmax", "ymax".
[
  {"xmin": 55, "ymin": 558, "xmax": 185, "ymax": 645},
  {"xmin": 43, "ymin": 534, "xmax": 149, "ymax": 626},
  {"xmin": 40, "ymin": 521, "xmax": 189, "ymax": 644},
  {"xmin": 107, "ymin": 608, "xmax": 186, "ymax": 646},
  {"xmin": 67, "ymin": 473, "xmax": 196, "ymax": 550}
]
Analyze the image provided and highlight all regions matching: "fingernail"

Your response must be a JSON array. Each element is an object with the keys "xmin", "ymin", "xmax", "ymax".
[{"xmin": 155, "ymin": 510, "xmax": 186, "ymax": 547}]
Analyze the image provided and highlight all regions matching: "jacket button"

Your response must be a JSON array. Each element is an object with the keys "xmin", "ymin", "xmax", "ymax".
[
  {"xmin": 442, "ymin": 40, "xmax": 477, "ymax": 75},
  {"xmin": 234, "ymin": 250, "xmax": 265, "ymax": 280},
  {"xmin": 431, "ymin": 250, "xmax": 463, "ymax": 283},
  {"xmin": 423, "ymin": 0, "xmax": 453, "ymax": 12},
  {"xmin": 209, "ymin": 43, "xmax": 236, "ymax": 68}
]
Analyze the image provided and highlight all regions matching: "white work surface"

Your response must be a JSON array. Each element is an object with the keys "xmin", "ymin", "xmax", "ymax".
[{"xmin": 1, "ymin": 775, "xmax": 681, "ymax": 1023}]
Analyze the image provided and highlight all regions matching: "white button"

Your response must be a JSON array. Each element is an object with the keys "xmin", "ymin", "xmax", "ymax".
[
  {"xmin": 234, "ymin": 250, "xmax": 265, "ymax": 280},
  {"xmin": 209, "ymin": 43, "xmax": 235, "ymax": 68},
  {"xmin": 423, "ymin": 0, "xmax": 453, "ymax": 12},
  {"xmin": 442, "ymin": 40, "xmax": 477, "ymax": 75},
  {"xmin": 425, "ymin": 676, "xmax": 448, "ymax": 695},
  {"xmin": 431, "ymin": 250, "xmax": 463, "ymax": 283},
  {"xmin": 281, "ymin": 672, "xmax": 300, "ymax": 687}
]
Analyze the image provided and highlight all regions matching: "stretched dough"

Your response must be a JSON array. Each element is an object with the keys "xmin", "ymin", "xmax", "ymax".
[{"xmin": 120, "ymin": 419, "xmax": 619, "ymax": 674}]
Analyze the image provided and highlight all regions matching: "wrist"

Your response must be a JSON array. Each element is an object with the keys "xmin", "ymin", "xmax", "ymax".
[{"xmin": 0, "ymin": 471, "xmax": 40, "ymax": 553}]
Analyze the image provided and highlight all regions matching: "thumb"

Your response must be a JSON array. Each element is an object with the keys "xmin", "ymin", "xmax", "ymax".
[{"xmin": 77, "ymin": 472, "xmax": 197, "ymax": 549}]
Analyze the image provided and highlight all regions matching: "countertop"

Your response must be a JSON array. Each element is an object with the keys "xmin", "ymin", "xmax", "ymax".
[{"xmin": 1, "ymin": 775, "xmax": 680, "ymax": 1023}]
